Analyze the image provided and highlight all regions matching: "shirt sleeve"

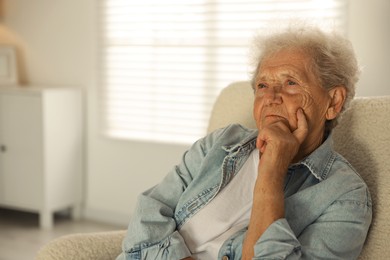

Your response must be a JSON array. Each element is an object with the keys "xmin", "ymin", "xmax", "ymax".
[
  {"xmin": 117, "ymin": 231, "xmax": 191, "ymax": 260},
  {"xmin": 253, "ymin": 196, "xmax": 372, "ymax": 259}
]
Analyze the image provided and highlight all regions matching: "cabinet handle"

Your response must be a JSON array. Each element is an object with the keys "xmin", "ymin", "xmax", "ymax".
[{"xmin": 0, "ymin": 145, "xmax": 6, "ymax": 152}]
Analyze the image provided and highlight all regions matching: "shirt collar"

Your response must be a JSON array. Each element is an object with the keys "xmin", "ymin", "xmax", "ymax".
[
  {"xmin": 222, "ymin": 127, "xmax": 336, "ymax": 182},
  {"xmin": 294, "ymin": 134, "xmax": 336, "ymax": 181},
  {"xmin": 222, "ymin": 128, "xmax": 258, "ymax": 155}
]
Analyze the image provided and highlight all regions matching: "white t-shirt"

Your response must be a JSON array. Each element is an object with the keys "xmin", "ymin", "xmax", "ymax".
[{"xmin": 178, "ymin": 149, "xmax": 259, "ymax": 259}]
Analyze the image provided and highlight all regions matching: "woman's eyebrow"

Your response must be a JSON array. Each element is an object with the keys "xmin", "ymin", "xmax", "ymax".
[{"xmin": 257, "ymin": 71, "xmax": 306, "ymax": 81}]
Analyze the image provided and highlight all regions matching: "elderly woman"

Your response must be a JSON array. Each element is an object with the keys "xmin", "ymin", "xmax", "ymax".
[{"xmin": 117, "ymin": 26, "xmax": 372, "ymax": 260}]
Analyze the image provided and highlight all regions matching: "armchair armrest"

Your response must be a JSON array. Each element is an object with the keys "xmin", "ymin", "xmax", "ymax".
[{"xmin": 36, "ymin": 230, "xmax": 126, "ymax": 260}]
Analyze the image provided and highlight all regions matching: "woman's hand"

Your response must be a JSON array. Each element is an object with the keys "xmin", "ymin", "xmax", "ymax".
[
  {"xmin": 257, "ymin": 108, "xmax": 308, "ymax": 168},
  {"xmin": 242, "ymin": 109, "xmax": 308, "ymax": 260}
]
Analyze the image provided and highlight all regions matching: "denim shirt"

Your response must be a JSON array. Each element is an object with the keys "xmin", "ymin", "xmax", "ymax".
[{"xmin": 118, "ymin": 124, "xmax": 372, "ymax": 260}]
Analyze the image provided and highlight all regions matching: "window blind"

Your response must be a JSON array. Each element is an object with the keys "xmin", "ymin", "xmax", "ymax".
[{"xmin": 99, "ymin": 0, "xmax": 348, "ymax": 144}]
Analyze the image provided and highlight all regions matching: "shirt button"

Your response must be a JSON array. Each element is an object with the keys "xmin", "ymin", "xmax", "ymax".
[{"xmin": 222, "ymin": 256, "xmax": 229, "ymax": 260}]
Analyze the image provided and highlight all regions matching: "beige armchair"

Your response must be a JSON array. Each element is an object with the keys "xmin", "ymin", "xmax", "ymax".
[{"xmin": 36, "ymin": 81, "xmax": 390, "ymax": 259}]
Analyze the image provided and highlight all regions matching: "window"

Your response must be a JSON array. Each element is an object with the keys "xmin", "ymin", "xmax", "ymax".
[{"xmin": 99, "ymin": 0, "xmax": 348, "ymax": 144}]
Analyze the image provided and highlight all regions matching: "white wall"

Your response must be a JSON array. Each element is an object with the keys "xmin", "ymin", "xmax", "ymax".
[
  {"xmin": 1, "ymin": 0, "xmax": 389, "ymax": 226},
  {"xmin": 0, "ymin": 0, "xmax": 92, "ymax": 86},
  {"xmin": 348, "ymin": 0, "xmax": 390, "ymax": 96}
]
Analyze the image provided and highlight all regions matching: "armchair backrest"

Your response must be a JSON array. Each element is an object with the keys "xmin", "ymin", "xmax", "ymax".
[
  {"xmin": 208, "ymin": 81, "xmax": 390, "ymax": 259},
  {"xmin": 207, "ymin": 81, "xmax": 256, "ymax": 133}
]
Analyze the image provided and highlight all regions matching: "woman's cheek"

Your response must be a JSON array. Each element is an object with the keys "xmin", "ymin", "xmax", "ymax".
[{"xmin": 253, "ymin": 97, "xmax": 268, "ymax": 129}]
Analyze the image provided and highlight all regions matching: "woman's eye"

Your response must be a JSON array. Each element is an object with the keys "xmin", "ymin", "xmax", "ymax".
[
  {"xmin": 287, "ymin": 80, "xmax": 297, "ymax": 86},
  {"xmin": 257, "ymin": 83, "xmax": 267, "ymax": 89}
]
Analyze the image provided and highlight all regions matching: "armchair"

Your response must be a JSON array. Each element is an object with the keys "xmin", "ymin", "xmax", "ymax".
[{"xmin": 36, "ymin": 81, "xmax": 390, "ymax": 259}]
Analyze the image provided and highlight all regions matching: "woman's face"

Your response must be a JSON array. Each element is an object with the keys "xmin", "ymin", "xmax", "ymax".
[{"xmin": 253, "ymin": 49, "xmax": 333, "ymax": 149}]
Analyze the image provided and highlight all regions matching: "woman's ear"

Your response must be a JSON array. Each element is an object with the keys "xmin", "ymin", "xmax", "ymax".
[{"xmin": 326, "ymin": 86, "xmax": 347, "ymax": 120}]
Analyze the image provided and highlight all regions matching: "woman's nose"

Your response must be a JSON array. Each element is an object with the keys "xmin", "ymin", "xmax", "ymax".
[{"xmin": 264, "ymin": 85, "xmax": 283, "ymax": 105}]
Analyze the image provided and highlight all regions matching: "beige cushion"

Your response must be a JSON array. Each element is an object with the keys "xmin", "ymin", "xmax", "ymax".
[{"xmin": 333, "ymin": 96, "xmax": 390, "ymax": 259}]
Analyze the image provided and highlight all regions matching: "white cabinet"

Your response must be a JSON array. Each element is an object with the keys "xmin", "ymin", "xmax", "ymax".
[{"xmin": 0, "ymin": 86, "xmax": 83, "ymax": 228}]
